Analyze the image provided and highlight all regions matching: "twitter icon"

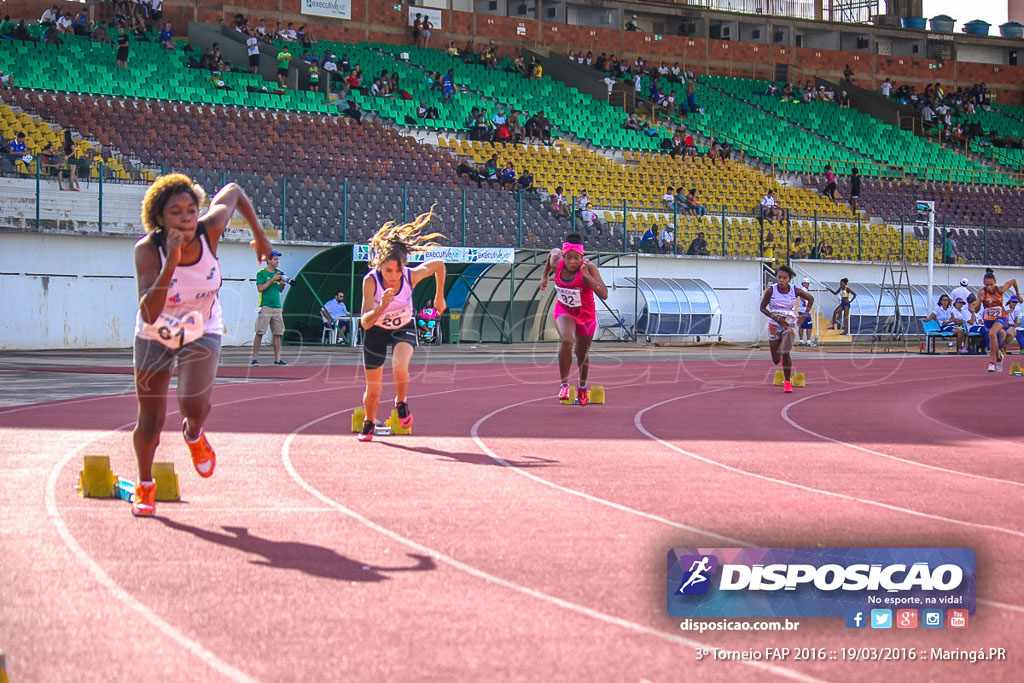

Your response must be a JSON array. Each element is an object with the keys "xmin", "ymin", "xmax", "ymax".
[{"xmin": 870, "ymin": 609, "xmax": 892, "ymax": 629}]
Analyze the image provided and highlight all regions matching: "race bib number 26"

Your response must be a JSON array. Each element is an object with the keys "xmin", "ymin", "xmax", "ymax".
[{"xmin": 143, "ymin": 312, "xmax": 204, "ymax": 350}]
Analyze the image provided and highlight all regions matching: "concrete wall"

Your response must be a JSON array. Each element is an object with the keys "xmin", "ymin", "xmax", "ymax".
[
  {"xmin": 0, "ymin": 231, "xmax": 325, "ymax": 350},
  {"xmin": 3, "ymin": 232, "xmax": 1022, "ymax": 349}
]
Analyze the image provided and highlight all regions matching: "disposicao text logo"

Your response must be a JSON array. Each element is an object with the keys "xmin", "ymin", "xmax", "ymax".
[{"xmin": 667, "ymin": 548, "xmax": 975, "ymax": 619}]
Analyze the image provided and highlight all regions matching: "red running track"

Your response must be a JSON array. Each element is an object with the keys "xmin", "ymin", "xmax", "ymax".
[{"xmin": 0, "ymin": 355, "xmax": 1021, "ymax": 681}]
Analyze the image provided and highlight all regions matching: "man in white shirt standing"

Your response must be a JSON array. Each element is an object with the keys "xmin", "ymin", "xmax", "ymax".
[
  {"xmin": 246, "ymin": 31, "xmax": 260, "ymax": 74},
  {"xmin": 950, "ymin": 278, "xmax": 971, "ymax": 304},
  {"xmin": 881, "ymin": 77, "xmax": 892, "ymax": 97}
]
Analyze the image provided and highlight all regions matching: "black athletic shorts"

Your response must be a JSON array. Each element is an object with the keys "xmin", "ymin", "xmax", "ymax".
[
  {"xmin": 362, "ymin": 323, "xmax": 417, "ymax": 370},
  {"xmin": 249, "ymin": 54, "xmax": 259, "ymax": 67}
]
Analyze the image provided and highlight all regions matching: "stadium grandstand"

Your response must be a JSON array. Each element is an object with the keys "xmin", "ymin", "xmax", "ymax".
[{"xmin": 1, "ymin": 0, "xmax": 1023, "ymax": 346}]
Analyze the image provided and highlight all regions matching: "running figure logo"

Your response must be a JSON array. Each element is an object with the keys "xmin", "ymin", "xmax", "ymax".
[{"xmin": 676, "ymin": 555, "xmax": 718, "ymax": 595}]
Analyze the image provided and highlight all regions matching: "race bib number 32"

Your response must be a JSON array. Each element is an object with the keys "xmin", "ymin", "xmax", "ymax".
[
  {"xmin": 143, "ymin": 311, "xmax": 205, "ymax": 350},
  {"xmin": 556, "ymin": 286, "xmax": 582, "ymax": 308}
]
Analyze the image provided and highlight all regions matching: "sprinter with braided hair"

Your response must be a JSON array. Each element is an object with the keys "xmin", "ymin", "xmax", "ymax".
[{"xmin": 357, "ymin": 209, "xmax": 447, "ymax": 441}]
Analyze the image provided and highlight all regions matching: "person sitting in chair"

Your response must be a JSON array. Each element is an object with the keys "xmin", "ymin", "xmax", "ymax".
[
  {"xmin": 320, "ymin": 290, "xmax": 349, "ymax": 343},
  {"xmin": 418, "ymin": 299, "xmax": 440, "ymax": 342}
]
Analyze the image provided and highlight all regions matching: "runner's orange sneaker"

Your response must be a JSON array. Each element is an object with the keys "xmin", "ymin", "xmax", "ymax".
[
  {"xmin": 132, "ymin": 481, "xmax": 156, "ymax": 517},
  {"xmin": 183, "ymin": 419, "xmax": 216, "ymax": 478}
]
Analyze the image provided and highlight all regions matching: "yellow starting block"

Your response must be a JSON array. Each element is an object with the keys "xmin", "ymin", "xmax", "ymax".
[
  {"xmin": 387, "ymin": 408, "xmax": 413, "ymax": 435},
  {"xmin": 78, "ymin": 456, "xmax": 180, "ymax": 502},
  {"xmin": 351, "ymin": 406, "xmax": 411, "ymax": 435},
  {"xmin": 773, "ymin": 371, "xmax": 805, "ymax": 387},
  {"xmin": 78, "ymin": 455, "xmax": 117, "ymax": 498},
  {"xmin": 351, "ymin": 407, "xmax": 366, "ymax": 433},
  {"xmin": 560, "ymin": 385, "xmax": 605, "ymax": 405},
  {"xmin": 1011, "ymin": 363, "xmax": 1023, "ymax": 377}
]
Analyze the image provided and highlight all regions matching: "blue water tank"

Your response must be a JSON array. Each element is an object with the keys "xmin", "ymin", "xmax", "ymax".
[
  {"xmin": 929, "ymin": 15, "xmax": 955, "ymax": 33},
  {"xmin": 964, "ymin": 20, "xmax": 991, "ymax": 35},
  {"xmin": 901, "ymin": 17, "xmax": 927, "ymax": 30}
]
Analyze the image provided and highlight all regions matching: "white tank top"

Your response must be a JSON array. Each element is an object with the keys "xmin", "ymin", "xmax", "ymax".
[
  {"xmin": 369, "ymin": 265, "xmax": 414, "ymax": 329},
  {"xmin": 769, "ymin": 283, "xmax": 797, "ymax": 315},
  {"xmin": 134, "ymin": 225, "xmax": 223, "ymax": 338}
]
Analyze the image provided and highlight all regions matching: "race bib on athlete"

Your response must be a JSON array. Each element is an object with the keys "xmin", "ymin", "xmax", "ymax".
[
  {"xmin": 377, "ymin": 306, "xmax": 412, "ymax": 329},
  {"xmin": 984, "ymin": 307, "xmax": 1003, "ymax": 320},
  {"xmin": 142, "ymin": 311, "xmax": 204, "ymax": 350},
  {"xmin": 556, "ymin": 286, "xmax": 582, "ymax": 308}
]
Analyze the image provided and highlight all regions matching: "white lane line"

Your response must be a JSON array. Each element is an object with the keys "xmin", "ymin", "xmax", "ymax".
[
  {"xmin": 282, "ymin": 408, "xmax": 825, "ymax": 683},
  {"xmin": 634, "ymin": 395, "xmax": 1024, "ymax": 540},
  {"xmin": 780, "ymin": 375, "xmax": 1024, "ymax": 486}
]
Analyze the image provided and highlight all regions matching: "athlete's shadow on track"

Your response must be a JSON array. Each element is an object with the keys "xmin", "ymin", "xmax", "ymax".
[
  {"xmin": 157, "ymin": 518, "xmax": 435, "ymax": 582},
  {"xmin": 377, "ymin": 442, "xmax": 558, "ymax": 468}
]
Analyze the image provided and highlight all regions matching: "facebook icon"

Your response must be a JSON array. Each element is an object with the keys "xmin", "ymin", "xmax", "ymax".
[{"xmin": 845, "ymin": 609, "xmax": 867, "ymax": 629}]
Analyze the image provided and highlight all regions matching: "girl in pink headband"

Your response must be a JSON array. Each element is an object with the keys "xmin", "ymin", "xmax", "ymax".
[{"xmin": 539, "ymin": 233, "xmax": 609, "ymax": 405}]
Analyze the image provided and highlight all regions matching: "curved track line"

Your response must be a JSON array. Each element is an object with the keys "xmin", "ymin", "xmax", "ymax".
[
  {"xmin": 469, "ymin": 385, "xmax": 754, "ymax": 545},
  {"xmin": 281, "ymin": 408, "xmax": 825, "ymax": 683},
  {"xmin": 780, "ymin": 375, "xmax": 1024, "ymax": 487},
  {"xmin": 634, "ymin": 394, "xmax": 1024, "ymax": 539},
  {"xmin": 914, "ymin": 382, "xmax": 1024, "ymax": 450},
  {"xmin": 46, "ymin": 425, "xmax": 256, "ymax": 683},
  {"xmin": 470, "ymin": 384, "xmax": 1024, "ymax": 615}
]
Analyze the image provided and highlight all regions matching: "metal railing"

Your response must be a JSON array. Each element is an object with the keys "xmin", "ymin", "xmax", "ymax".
[{"xmin": 2, "ymin": 170, "xmax": 1016, "ymax": 267}]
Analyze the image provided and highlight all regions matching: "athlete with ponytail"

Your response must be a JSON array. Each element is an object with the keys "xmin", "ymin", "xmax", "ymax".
[
  {"xmin": 357, "ymin": 209, "xmax": 447, "ymax": 441},
  {"xmin": 539, "ymin": 233, "xmax": 609, "ymax": 405}
]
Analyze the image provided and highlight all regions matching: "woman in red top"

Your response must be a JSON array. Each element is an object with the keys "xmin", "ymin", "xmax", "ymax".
[
  {"xmin": 972, "ymin": 270, "xmax": 1020, "ymax": 372},
  {"xmin": 539, "ymin": 233, "xmax": 609, "ymax": 405}
]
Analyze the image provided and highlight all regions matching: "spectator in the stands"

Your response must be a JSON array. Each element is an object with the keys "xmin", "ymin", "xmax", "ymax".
[
  {"xmin": 687, "ymin": 231, "xmax": 710, "ymax": 256},
  {"xmin": 843, "ymin": 64, "xmax": 854, "ymax": 81},
  {"xmin": 791, "ymin": 237, "xmax": 809, "ymax": 259},
  {"xmin": 411, "ymin": 13, "xmax": 422, "ymax": 47},
  {"xmin": 115, "ymin": 27, "xmax": 130, "ymax": 69},
  {"xmin": 7, "ymin": 131, "xmax": 27, "ymax": 164},
  {"xmin": 338, "ymin": 94, "xmax": 362, "ymax": 124},
  {"xmin": 299, "ymin": 25, "xmax": 316, "ymax": 50},
  {"xmin": 637, "ymin": 225, "xmax": 657, "ymax": 252},
  {"xmin": 685, "ymin": 79, "xmax": 697, "ymax": 112},
  {"xmin": 40, "ymin": 5, "xmax": 58, "ymax": 28},
  {"xmin": 56, "ymin": 11, "xmax": 73, "ymax": 35},
  {"xmin": 0, "ymin": 69, "xmax": 15, "ymax": 91},
  {"xmin": 682, "ymin": 131, "xmax": 697, "ymax": 156},
  {"xmin": 706, "ymin": 140, "xmax": 722, "ymax": 164},
  {"xmin": 517, "ymin": 168, "xmax": 535, "ymax": 194},
  {"xmin": 942, "ymin": 232, "xmax": 959, "ymax": 264},
  {"xmin": 683, "ymin": 189, "xmax": 707, "ymax": 217},
  {"xmin": 483, "ymin": 154, "xmax": 499, "ymax": 187},
  {"xmin": 529, "ymin": 59, "xmax": 543, "ymax": 80},
  {"xmin": 441, "ymin": 69, "xmax": 456, "ymax": 102},
  {"xmin": 421, "ymin": 16, "xmax": 433, "ymax": 47},
  {"xmin": 658, "ymin": 223, "xmax": 675, "ymax": 252},
  {"xmin": 781, "ymin": 82, "xmax": 794, "ymax": 99},
  {"xmin": 821, "ymin": 164, "xmax": 837, "ymax": 201},
  {"xmin": 625, "ymin": 112, "xmax": 641, "ymax": 131},
  {"xmin": 499, "ymin": 162, "xmax": 517, "ymax": 190},
  {"xmin": 159, "ymin": 22, "xmax": 174, "ymax": 49},
  {"xmin": 276, "ymin": 44, "xmax": 292, "ymax": 87},
  {"xmin": 881, "ymin": 77, "xmax": 892, "ymax": 97},
  {"xmin": 445, "ymin": 40, "xmax": 458, "ymax": 57},
  {"xmin": 626, "ymin": 14, "xmax": 639, "ymax": 31},
  {"xmin": 282, "ymin": 22, "xmax": 298, "ymax": 41},
  {"xmin": 848, "ymin": 166, "xmax": 861, "ymax": 212},
  {"xmin": 577, "ymin": 189, "xmax": 590, "ymax": 214},
  {"xmin": 90, "ymin": 19, "xmax": 113, "ymax": 44},
  {"xmin": 526, "ymin": 111, "xmax": 551, "ymax": 144},
  {"xmin": 659, "ymin": 186, "xmax": 674, "ymax": 208},
  {"xmin": 595, "ymin": 53, "xmax": 607, "ymax": 71},
  {"xmin": 837, "ymin": 90, "xmax": 850, "ymax": 108},
  {"xmin": 550, "ymin": 186, "xmax": 571, "ymax": 219},
  {"xmin": 760, "ymin": 189, "xmax": 786, "ymax": 223},
  {"xmin": 416, "ymin": 100, "xmax": 438, "ymax": 120}
]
